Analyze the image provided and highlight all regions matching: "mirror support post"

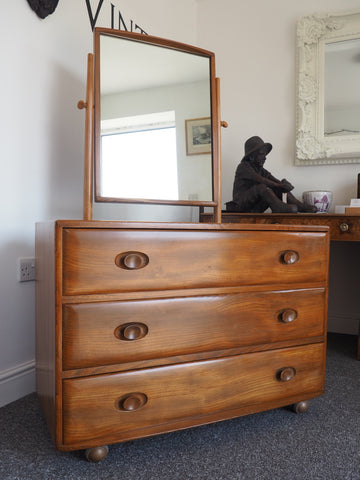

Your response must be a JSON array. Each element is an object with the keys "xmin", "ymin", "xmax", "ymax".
[
  {"xmin": 78, "ymin": 53, "xmax": 94, "ymax": 220},
  {"xmin": 214, "ymin": 77, "xmax": 222, "ymax": 223}
]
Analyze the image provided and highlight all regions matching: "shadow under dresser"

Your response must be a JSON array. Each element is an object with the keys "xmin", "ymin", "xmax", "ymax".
[{"xmin": 35, "ymin": 220, "xmax": 329, "ymax": 458}]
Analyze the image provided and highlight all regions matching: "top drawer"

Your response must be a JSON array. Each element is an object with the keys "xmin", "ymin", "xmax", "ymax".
[{"xmin": 61, "ymin": 228, "xmax": 328, "ymax": 295}]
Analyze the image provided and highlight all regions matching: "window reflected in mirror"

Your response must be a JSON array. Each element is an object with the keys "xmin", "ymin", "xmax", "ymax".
[{"xmin": 101, "ymin": 111, "xmax": 178, "ymax": 199}]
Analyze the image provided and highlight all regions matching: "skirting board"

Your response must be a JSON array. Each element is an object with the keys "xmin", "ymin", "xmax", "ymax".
[
  {"xmin": 327, "ymin": 314, "xmax": 359, "ymax": 335},
  {"xmin": 0, "ymin": 360, "xmax": 35, "ymax": 408}
]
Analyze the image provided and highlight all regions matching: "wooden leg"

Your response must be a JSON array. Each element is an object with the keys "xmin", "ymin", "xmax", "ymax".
[
  {"xmin": 84, "ymin": 445, "xmax": 109, "ymax": 462},
  {"xmin": 291, "ymin": 400, "xmax": 309, "ymax": 414}
]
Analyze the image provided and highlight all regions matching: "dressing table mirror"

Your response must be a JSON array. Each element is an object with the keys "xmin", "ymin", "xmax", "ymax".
[
  {"xmin": 36, "ymin": 28, "xmax": 330, "ymax": 463},
  {"xmin": 80, "ymin": 28, "xmax": 222, "ymax": 221}
]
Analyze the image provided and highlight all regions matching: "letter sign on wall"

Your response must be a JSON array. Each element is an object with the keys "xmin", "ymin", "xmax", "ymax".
[{"xmin": 26, "ymin": 0, "xmax": 148, "ymax": 35}]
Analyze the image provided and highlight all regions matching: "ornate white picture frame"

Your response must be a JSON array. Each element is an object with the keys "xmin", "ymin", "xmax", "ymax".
[{"xmin": 296, "ymin": 10, "xmax": 360, "ymax": 165}]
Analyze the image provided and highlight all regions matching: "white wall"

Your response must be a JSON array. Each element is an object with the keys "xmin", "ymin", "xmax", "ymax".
[
  {"xmin": 196, "ymin": 0, "xmax": 360, "ymax": 207},
  {"xmin": 0, "ymin": 0, "xmax": 197, "ymax": 407},
  {"xmin": 195, "ymin": 0, "xmax": 360, "ymax": 336}
]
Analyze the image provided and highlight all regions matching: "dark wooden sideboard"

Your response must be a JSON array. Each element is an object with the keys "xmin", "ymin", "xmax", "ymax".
[
  {"xmin": 200, "ymin": 212, "xmax": 360, "ymax": 242},
  {"xmin": 201, "ymin": 211, "xmax": 360, "ymax": 360}
]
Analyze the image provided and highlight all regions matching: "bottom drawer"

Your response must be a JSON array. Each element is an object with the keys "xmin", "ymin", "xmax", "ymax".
[{"xmin": 63, "ymin": 343, "xmax": 325, "ymax": 446}]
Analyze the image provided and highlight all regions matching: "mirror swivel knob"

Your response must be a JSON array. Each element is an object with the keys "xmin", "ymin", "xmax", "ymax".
[{"xmin": 77, "ymin": 100, "xmax": 87, "ymax": 110}]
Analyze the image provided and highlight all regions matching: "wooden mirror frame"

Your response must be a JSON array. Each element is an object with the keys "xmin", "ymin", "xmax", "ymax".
[{"xmin": 80, "ymin": 28, "xmax": 222, "ymax": 222}]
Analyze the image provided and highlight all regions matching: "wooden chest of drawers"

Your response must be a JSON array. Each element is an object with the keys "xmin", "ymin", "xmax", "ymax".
[{"xmin": 35, "ymin": 220, "xmax": 329, "ymax": 460}]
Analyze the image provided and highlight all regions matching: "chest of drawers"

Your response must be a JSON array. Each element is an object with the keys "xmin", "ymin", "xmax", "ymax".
[{"xmin": 35, "ymin": 220, "xmax": 329, "ymax": 461}]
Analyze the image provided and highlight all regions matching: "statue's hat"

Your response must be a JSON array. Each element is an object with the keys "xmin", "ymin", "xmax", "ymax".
[{"xmin": 244, "ymin": 136, "xmax": 272, "ymax": 159}]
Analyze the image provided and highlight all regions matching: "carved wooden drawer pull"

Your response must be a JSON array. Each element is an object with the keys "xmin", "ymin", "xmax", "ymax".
[
  {"xmin": 339, "ymin": 222, "xmax": 349, "ymax": 232},
  {"xmin": 278, "ymin": 367, "xmax": 296, "ymax": 382},
  {"xmin": 281, "ymin": 250, "xmax": 299, "ymax": 265},
  {"xmin": 115, "ymin": 251, "xmax": 149, "ymax": 270},
  {"xmin": 118, "ymin": 393, "xmax": 148, "ymax": 412},
  {"xmin": 279, "ymin": 309, "xmax": 298, "ymax": 324},
  {"xmin": 115, "ymin": 322, "xmax": 148, "ymax": 341}
]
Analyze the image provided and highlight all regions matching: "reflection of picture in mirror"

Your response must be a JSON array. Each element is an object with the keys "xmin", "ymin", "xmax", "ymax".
[
  {"xmin": 185, "ymin": 117, "xmax": 211, "ymax": 155},
  {"xmin": 324, "ymin": 38, "xmax": 360, "ymax": 137}
]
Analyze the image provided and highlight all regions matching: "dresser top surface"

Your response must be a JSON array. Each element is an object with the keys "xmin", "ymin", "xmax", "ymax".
[{"xmin": 47, "ymin": 219, "xmax": 329, "ymax": 234}]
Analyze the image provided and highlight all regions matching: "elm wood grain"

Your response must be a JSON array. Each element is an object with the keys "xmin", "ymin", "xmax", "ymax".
[
  {"xmin": 61, "ymin": 336, "xmax": 326, "ymax": 379},
  {"xmin": 36, "ymin": 221, "xmax": 329, "ymax": 456},
  {"xmin": 35, "ymin": 222, "xmax": 56, "ymax": 443},
  {"xmin": 61, "ymin": 281, "xmax": 327, "ymax": 304},
  {"xmin": 82, "ymin": 53, "xmax": 94, "ymax": 221},
  {"xmin": 214, "ymin": 77, "xmax": 222, "ymax": 223},
  {"xmin": 58, "ymin": 391, "xmax": 322, "ymax": 452},
  {"xmin": 62, "ymin": 343, "xmax": 325, "ymax": 446},
  {"xmin": 55, "ymin": 219, "xmax": 329, "ymax": 232},
  {"xmin": 62, "ymin": 289, "xmax": 326, "ymax": 370},
  {"xmin": 61, "ymin": 228, "xmax": 328, "ymax": 295},
  {"xmin": 201, "ymin": 212, "xmax": 360, "ymax": 241},
  {"xmin": 202, "ymin": 212, "xmax": 360, "ymax": 360},
  {"xmin": 55, "ymin": 222, "xmax": 65, "ymax": 448}
]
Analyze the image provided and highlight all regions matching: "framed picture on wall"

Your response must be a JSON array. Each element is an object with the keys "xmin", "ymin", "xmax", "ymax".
[{"xmin": 185, "ymin": 117, "xmax": 211, "ymax": 155}]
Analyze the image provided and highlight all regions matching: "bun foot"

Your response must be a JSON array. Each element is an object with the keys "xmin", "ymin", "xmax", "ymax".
[
  {"xmin": 85, "ymin": 445, "xmax": 109, "ymax": 462},
  {"xmin": 292, "ymin": 400, "xmax": 309, "ymax": 414}
]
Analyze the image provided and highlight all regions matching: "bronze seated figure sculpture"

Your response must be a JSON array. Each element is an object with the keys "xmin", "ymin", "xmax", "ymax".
[{"xmin": 226, "ymin": 136, "xmax": 317, "ymax": 213}]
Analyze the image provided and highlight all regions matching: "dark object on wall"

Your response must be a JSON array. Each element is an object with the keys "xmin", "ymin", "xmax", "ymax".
[{"xmin": 27, "ymin": 0, "xmax": 59, "ymax": 19}]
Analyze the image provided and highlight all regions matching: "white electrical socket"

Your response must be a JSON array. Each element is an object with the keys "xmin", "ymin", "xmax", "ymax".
[{"xmin": 18, "ymin": 257, "xmax": 36, "ymax": 282}]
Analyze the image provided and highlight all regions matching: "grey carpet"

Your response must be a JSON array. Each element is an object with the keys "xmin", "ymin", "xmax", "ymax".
[{"xmin": 0, "ymin": 333, "xmax": 359, "ymax": 480}]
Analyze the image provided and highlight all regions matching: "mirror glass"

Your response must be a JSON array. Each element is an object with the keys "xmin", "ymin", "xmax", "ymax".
[
  {"xmin": 94, "ymin": 30, "xmax": 215, "ymax": 204},
  {"xmin": 296, "ymin": 10, "xmax": 360, "ymax": 165},
  {"xmin": 324, "ymin": 38, "xmax": 360, "ymax": 137}
]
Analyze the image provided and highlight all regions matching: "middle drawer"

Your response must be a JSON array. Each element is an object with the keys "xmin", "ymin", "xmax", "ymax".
[{"xmin": 62, "ymin": 289, "xmax": 326, "ymax": 370}]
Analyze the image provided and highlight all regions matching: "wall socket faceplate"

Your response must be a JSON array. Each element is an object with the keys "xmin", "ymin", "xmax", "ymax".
[{"xmin": 18, "ymin": 257, "xmax": 36, "ymax": 282}]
